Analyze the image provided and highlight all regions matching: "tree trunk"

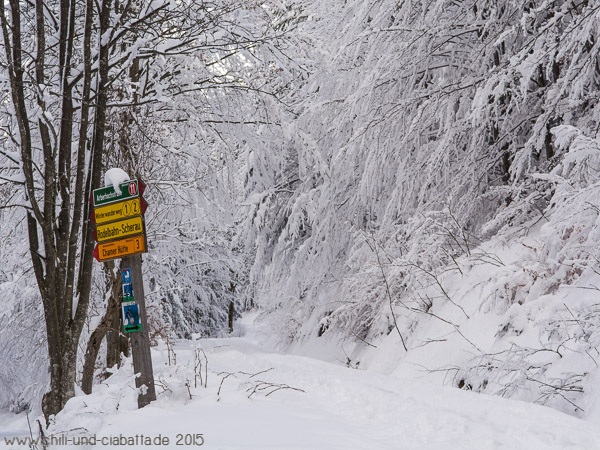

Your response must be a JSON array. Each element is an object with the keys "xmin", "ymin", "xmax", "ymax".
[
  {"xmin": 81, "ymin": 263, "xmax": 124, "ymax": 395},
  {"xmin": 228, "ymin": 301, "xmax": 235, "ymax": 334},
  {"xmin": 1, "ymin": 0, "xmax": 272, "ymax": 423},
  {"xmin": 0, "ymin": 0, "xmax": 111, "ymax": 423},
  {"xmin": 107, "ymin": 307, "xmax": 129, "ymax": 371}
]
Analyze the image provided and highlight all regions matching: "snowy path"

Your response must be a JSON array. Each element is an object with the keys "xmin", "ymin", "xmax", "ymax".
[
  {"xmin": 3, "ymin": 334, "xmax": 600, "ymax": 449},
  {"xmin": 160, "ymin": 339, "xmax": 600, "ymax": 450},
  {"xmin": 32, "ymin": 337, "xmax": 600, "ymax": 449}
]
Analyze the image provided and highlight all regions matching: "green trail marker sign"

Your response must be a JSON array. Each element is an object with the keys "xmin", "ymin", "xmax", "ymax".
[{"xmin": 93, "ymin": 179, "xmax": 140, "ymax": 207}]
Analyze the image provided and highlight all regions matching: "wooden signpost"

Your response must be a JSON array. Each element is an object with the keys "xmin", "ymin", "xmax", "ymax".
[{"xmin": 91, "ymin": 177, "xmax": 156, "ymax": 408}]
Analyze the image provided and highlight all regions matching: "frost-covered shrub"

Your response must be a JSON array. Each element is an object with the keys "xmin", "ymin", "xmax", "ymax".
[{"xmin": 238, "ymin": 0, "xmax": 600, "ymax": 416}]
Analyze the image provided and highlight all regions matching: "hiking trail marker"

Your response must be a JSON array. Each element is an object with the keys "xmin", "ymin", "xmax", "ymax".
[
  {"xmin": 93, "ymin": 179, "xmax": 140, "ymax": 206},
  {"xmin": 91, "ymin": 176, "xmax": 156, "ymax": 408},
  {"xmin": 92, "ymin": 178, "xmax": 148, "ymax": 262},
  {"xmin": 94, "ymin": 197, "xmax": 143, "ymax": 225}
]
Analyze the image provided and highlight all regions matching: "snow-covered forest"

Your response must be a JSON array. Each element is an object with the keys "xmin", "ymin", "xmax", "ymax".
[{"xmin": 2, "ymin": 0, "xmax": 600, "ymax": 443}]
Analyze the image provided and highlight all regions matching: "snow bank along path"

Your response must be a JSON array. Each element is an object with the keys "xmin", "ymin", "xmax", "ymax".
[{"xmin": 10, "ymin": 332, "xmax": 595, "ymax": 450}]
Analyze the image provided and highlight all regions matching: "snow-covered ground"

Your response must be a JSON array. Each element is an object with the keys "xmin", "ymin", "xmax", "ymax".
[
  {"xmin": 0, "ymin": 413, "xmax": 29, "ymax": 443},
  {"xmin": 2, "ymin": 315, "xmax": 600, "ymax": 450}
]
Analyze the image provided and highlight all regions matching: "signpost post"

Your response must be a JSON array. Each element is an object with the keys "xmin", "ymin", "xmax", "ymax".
[
  {"xmin": 91, "ymin": 177, "xmax": 156, "ymax": 408},
  {"xmin": 122, "ymin": 255, "xmax": 156, "ymax": 407}
]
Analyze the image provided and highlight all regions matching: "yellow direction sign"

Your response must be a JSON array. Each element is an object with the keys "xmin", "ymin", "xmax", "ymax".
[
  {"xmin": 94, "ymin": 198, "xmax": 142, "ymax": 225},
  {"xmin": 94, "ymin": 234, "xmax": 146, "ymax": 262},
  {"xmin": 96, "ymin": 216, "xmax": 144, "ymax": 243}
]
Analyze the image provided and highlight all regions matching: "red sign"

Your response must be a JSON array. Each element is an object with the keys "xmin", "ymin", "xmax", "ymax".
[{"xmin": 128, "ymin": 181, "xmax": 137, "ymax": 196}]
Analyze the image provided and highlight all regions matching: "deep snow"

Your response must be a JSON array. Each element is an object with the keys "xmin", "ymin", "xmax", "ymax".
[{"xmin": 2, "ymin": 315, "xmax": 600, "ymax": 450}]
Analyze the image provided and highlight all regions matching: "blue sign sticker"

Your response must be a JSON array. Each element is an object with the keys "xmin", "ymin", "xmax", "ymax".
[
  {"xmin": 121, "ymin": 268, "xmax": 132, "ymax": 284},
  {"xmin": 122, "ymin": 302, "xmax": 141, "ymax": 333},
  {"xmin": 122, "ymin": 282, "xmax": 133, "ymax": 298}
]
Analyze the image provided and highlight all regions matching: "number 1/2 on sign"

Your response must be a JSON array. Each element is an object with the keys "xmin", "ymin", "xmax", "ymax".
[{"xmin": 94, "ymin": 198, "xmax": 142, "ymax": 225}]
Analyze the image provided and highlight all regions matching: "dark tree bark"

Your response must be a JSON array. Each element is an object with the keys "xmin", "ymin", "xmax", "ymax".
[
  {"xmin": 81, "ymin": 262, "xmax": 127, "ymax": 395},
  {"xmin": 0, "ymin": 0, "xmax": 112, "ymax": 423},
  {"xmin": 0, "ymin": 0, "xmax": 281, "ymax": 422}
]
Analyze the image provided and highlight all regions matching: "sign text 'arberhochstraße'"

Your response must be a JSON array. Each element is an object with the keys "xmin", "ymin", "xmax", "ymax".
[{"xmin": 93, "ymin": 179, "xmax": 139, "ymax": 206}]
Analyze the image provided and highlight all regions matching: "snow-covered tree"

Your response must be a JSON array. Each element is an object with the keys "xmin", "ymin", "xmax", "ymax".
[
  {"xmin": 239, "ymin": 0, "xmax": 600, "ymax": 414},
  {"xmin": 0, "ymin": 0, "xmax": 291, "ymax": 420}
]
